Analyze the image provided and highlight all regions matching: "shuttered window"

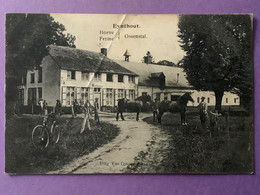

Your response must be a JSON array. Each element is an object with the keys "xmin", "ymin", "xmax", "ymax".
[
  {"xmin": 106, "ymin": 88, "xmax": 113, "ymax": 106},
  {"xmin": 129, "ymin": 90, "xmax": 135, "ymax": 100}
]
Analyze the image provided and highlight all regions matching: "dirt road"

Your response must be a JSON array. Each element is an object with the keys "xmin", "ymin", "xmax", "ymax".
[{"xmin": 48, "ymin": 112, "xmax": 169, "ymax": 174}]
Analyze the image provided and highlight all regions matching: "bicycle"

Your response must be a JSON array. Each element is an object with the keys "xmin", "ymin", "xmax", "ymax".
[{"xmin": 31, "ymin": 112, "xmax": 61, "ymax": 149}]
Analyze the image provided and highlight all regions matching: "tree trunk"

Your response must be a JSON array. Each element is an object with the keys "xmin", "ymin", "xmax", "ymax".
[{"xmin": 214, "ymin": 90, "xmax": 224, "ymax": 112}]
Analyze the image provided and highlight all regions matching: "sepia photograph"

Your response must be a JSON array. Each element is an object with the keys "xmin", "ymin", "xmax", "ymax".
[{"xmin": 5, "ymin": 14, "xmax": 254, "ymax": 174}]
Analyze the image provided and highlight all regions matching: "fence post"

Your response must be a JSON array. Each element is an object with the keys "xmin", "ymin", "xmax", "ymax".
[
  {"xmin": 71, "ymin": 105, "xmax": 75, "ymax": 118},
  {"xmin": 53, "ymin": 106, "xmax": 55, "ymax": 113},
  {"xmin": 32, "ymin": 105, "xmax": 34, "ymax": 115},
  {"xmin": 225, "ymin": 111, "xmax": 230, "ymax": 138}
]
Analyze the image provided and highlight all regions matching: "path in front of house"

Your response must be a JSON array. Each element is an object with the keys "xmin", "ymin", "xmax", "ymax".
[{"xmin": 48, "ymin": 112, "xmax": 169, "ymax": 174}]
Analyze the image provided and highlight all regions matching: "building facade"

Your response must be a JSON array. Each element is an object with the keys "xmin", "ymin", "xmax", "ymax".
[
  {"xmin": 115, "ymin": 59, "xmax": 240, "ymax": 107},
  {"xmin": 22, "ymin": 45, "xmax": 138, "ymax": 109},
  {"xmin": 20, "ymin": 45, "xmax": 240, "ymax": 109}
]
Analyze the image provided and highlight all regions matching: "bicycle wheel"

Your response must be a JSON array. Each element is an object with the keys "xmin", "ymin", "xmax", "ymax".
[
  {"xmin": 32, "ymin": 125, "xmax": 49, "ymax": 149},
  {"xmin": 51, "ymin": 124, "xmax": 60, "ymax": 144}
]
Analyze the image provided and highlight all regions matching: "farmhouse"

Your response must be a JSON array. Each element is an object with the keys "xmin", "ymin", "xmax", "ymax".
[
  {"xmin": 19, "ymin": 45, "xmax": 240, "ymax": 110},
  {"xmin": 20, "ymin": 45, "xmax": 138, "ymax": 108},
  {"xmin": 115, "ymin": 59, "xmax": 240, "ymax": 107}
]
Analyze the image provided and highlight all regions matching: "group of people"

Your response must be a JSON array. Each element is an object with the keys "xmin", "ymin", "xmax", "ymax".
[
  {"xmin": 39, "ymin": 95, "xmax": 216, "ymax": 133},
  {"xmin": 71, "ymin": 98, "xmax": 100, "ymax": 119},
  {"xmin": 38, "ymin": 99, "xmax": 48, "ymax": 115},
  {"xmin": 38, "ymin": 98, "xmax": 100, "ymax": 133}
]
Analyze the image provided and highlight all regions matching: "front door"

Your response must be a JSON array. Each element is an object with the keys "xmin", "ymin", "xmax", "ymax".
[{"xmin": 94, "ymin": 91, "xmax": 101, "ymax": 111}]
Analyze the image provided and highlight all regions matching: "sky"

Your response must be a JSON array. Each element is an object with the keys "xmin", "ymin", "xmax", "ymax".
[{"xmin": 51, "ymin": 14, "xmax": 185, "ymax": 64}]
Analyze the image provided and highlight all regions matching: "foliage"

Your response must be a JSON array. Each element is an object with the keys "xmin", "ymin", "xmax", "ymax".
[
  {"xmin": 6, "ymin": 14, "xmax": 76, "ymax": 102},
  {"xmin": 178, "ymin": 15, "xmax": 253, "ymax": 111},
  {"xmin": 142, "ymin": 51, "xmax": 155, "ymax": 64},
  {"xmin": 176, "ymin": 59, "xmax": 184, "ymax": 67},
  {"xmin": 128, "ymin": 113, "xmax": 253, "ymax": 173},
  {"xmin": 5, "ymin": 115, "xmax": 119, "ymax": 174},
  {"xmin": 156, "ymin": 60, "xmax": 176, "ymax": 66}
]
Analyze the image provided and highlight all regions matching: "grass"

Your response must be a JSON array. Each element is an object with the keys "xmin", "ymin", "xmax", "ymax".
[
  {"xmin": 5, "ymin": 114, "xmax": 120, "ymax": 174},
  {"xmin": 142, "ymin": 112, "xmax": 254, "ymax": 174}
]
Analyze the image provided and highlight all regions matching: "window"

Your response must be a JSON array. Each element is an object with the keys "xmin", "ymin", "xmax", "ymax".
[
  {"xmin": 106, "ymin": 88, "xmax": 113, "ymax": 106},
  {"xmin": 18, "ymin": 89, "xmax": 24, "ymax": 105},
  {"xmin": 234, "ymin": 98, "xmax": 237, "ymax": 103},
  {"xmin": 38, "ymin": 87, "xmax": 42, "ymax": 99},
  {"xmin": 94, "ymin": 88, "xmax": 101, "ymax": 92},
  {"xmin": 81, "ymin": 88, "xmax": 89, "ymax": 104},
  {"xmin": 197, "ymin": 97, "xmax": 200, "ymax": 103},
  {"xmin": 94, "ymin": 73, "xmax": 101, "ymax": 81},
  {"xmin": 107, "ymin": 73, "xmax": 113, "ymax": 82},
  {"xmin": 207, "ymin": 97, "xmax": 210, "ymax": 103},
  {"xmin": 129, "ymin": 76, "xmax": 135, "ymax": 83},
  {"xmin": 118, "ymin": 89, "xmax": 124, "ymax": 99},
  {"xmin": 30, "ymin": 73, "xmax": 35, "ymax": 83},
  {"xmin": 164, "ymin": 93, "xmax": 168, "ymax": 100},
  {"xmin": 66, "ymin": 87, "xmax": 75, "ymax": 106},
  {"xmin": 71, "ymin": 71, "xmax": 76, "ymax": 79},
  {"xmin": 226, "ymin": 98, "xmax": 228, "ymax": 103},
  {"xmin": 67, "ymin": 70, "xmax": 76, "ymax": 80},
  {"xmin": 129, "ymin": 90, "xmax": 135, "ymax": 100},
  {"xmin": 142, "ymin": 92, "xmax": 148, "ymax": 96},
  {"xmin": 28, "ymin": 88, "xmax": 37, "ymax": 105},
  {"xmin": 38, "ymin": 67, "xmax": 42, "ymax": 83},
  {"xmin": 118, "ymin": 74, "xmax": 124, "ymax": 82},
  {"xmin": 81, "ymin": 71, "xmax": 89, "ymax": 80}
]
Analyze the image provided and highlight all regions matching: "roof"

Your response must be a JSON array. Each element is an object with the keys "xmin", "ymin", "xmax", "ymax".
[
  {"xmin": 115, "ymin": 60, "xmax": 192, "ymax": 89},
  {"xmin": 47, "ymin": 45, "xmax": 137, "ymax": 76}
]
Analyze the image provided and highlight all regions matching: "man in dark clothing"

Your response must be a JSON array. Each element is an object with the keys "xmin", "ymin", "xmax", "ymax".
[
  {"xmin": 43, "ymin": 100, "xmax": 48, "ymax": 115},
  {"xmin": 94, "ymin": 98, "xmax": 100, "ymax": 123},
  {"xmin": 73, "ymin": 99, "xmax": 79, "ymax": 117},
  {"xmin": 198, "ymin": 96, "xmax": 208, "ymax": 129},
  {"xmin": 152, "ymin": 98, "xmax": 159, "ymax": 122},
  {"xmin": 55, "ymin": 99, "xmax": 62, "ymax": 116},
  {"xmin": 116, "ymin": 98, "xmax": 127, "ymax": 121}
]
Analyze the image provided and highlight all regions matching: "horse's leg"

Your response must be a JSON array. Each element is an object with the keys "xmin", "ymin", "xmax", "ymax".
[
  {"xmin": 136, "ymin": 109, "xmax": 140, "ymax": 121},
  {"xmin": 183, "ymin": 111, "xmax": 186, "ymax": 124},
  {"xmin": 180, "ymin": 111, "xmax": 185, "ymax": 125},
  {"xmin": 116, "ymin": 111, "xmax": 119, "ymax": 121},
  {"xmin": 157, "ymin": 111, "xmax": 163, "ymax": 124}
]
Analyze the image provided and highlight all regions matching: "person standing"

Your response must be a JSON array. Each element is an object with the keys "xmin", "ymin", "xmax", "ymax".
[
  {"xmin": 72, "ymin": 99, "xmax": 79, "ymax": 117},
  {"xmin": 152, "ymin": 98, "xmax": 159, "ymax": 122},
  {"xmin": 94, "ymin": 98, "xmax": 100, "ymax": 123},
  {"xmin": 198, "ymin": 97, "xmax": 208, "ymax": 130},
  {"xmin": 55, "ymin": 99, "xmax": 62, "ymax": 116},
  {"xmin": 43, "ymin": 100, "xmax": 48, "ymax": 115},
  {"xmin": 80, "ymin": 100, "xmax": 92, "ymax": 133},
  {"xmin": 38, "ymin": 98, "xmax": 44, "ymax": 115},
  {"xmin": 116, "ymin": 98, "xmax": 126, "ymax": 121}
]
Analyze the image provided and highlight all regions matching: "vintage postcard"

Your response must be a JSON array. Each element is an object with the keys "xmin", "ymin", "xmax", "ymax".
[{"xmin": 5, "ymin": 14, "xmax": 254, "ymax": 174}]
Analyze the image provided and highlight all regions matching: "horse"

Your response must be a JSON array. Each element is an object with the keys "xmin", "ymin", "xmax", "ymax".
[
  {"xmin": 157, "ymin": 92, "xmax": 194, "ymax": 125},
  {"xmin": 116, "ymin": 98, "xmax": 142, "ymax": 121}
]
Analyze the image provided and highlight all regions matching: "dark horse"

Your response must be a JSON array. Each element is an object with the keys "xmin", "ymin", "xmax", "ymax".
[
  {"xmin": 157, "ymin": 92, "xmax": 194, "ymax": 125},
  {"xmin": 116, "ymin": 98, "xmax": 142, "ymax": 121}
]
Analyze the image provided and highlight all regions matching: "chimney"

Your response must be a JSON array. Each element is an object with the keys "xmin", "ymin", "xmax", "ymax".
[{"xmin": 101, "ymin": 48, "xmax": 107, "ymax": 56}]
